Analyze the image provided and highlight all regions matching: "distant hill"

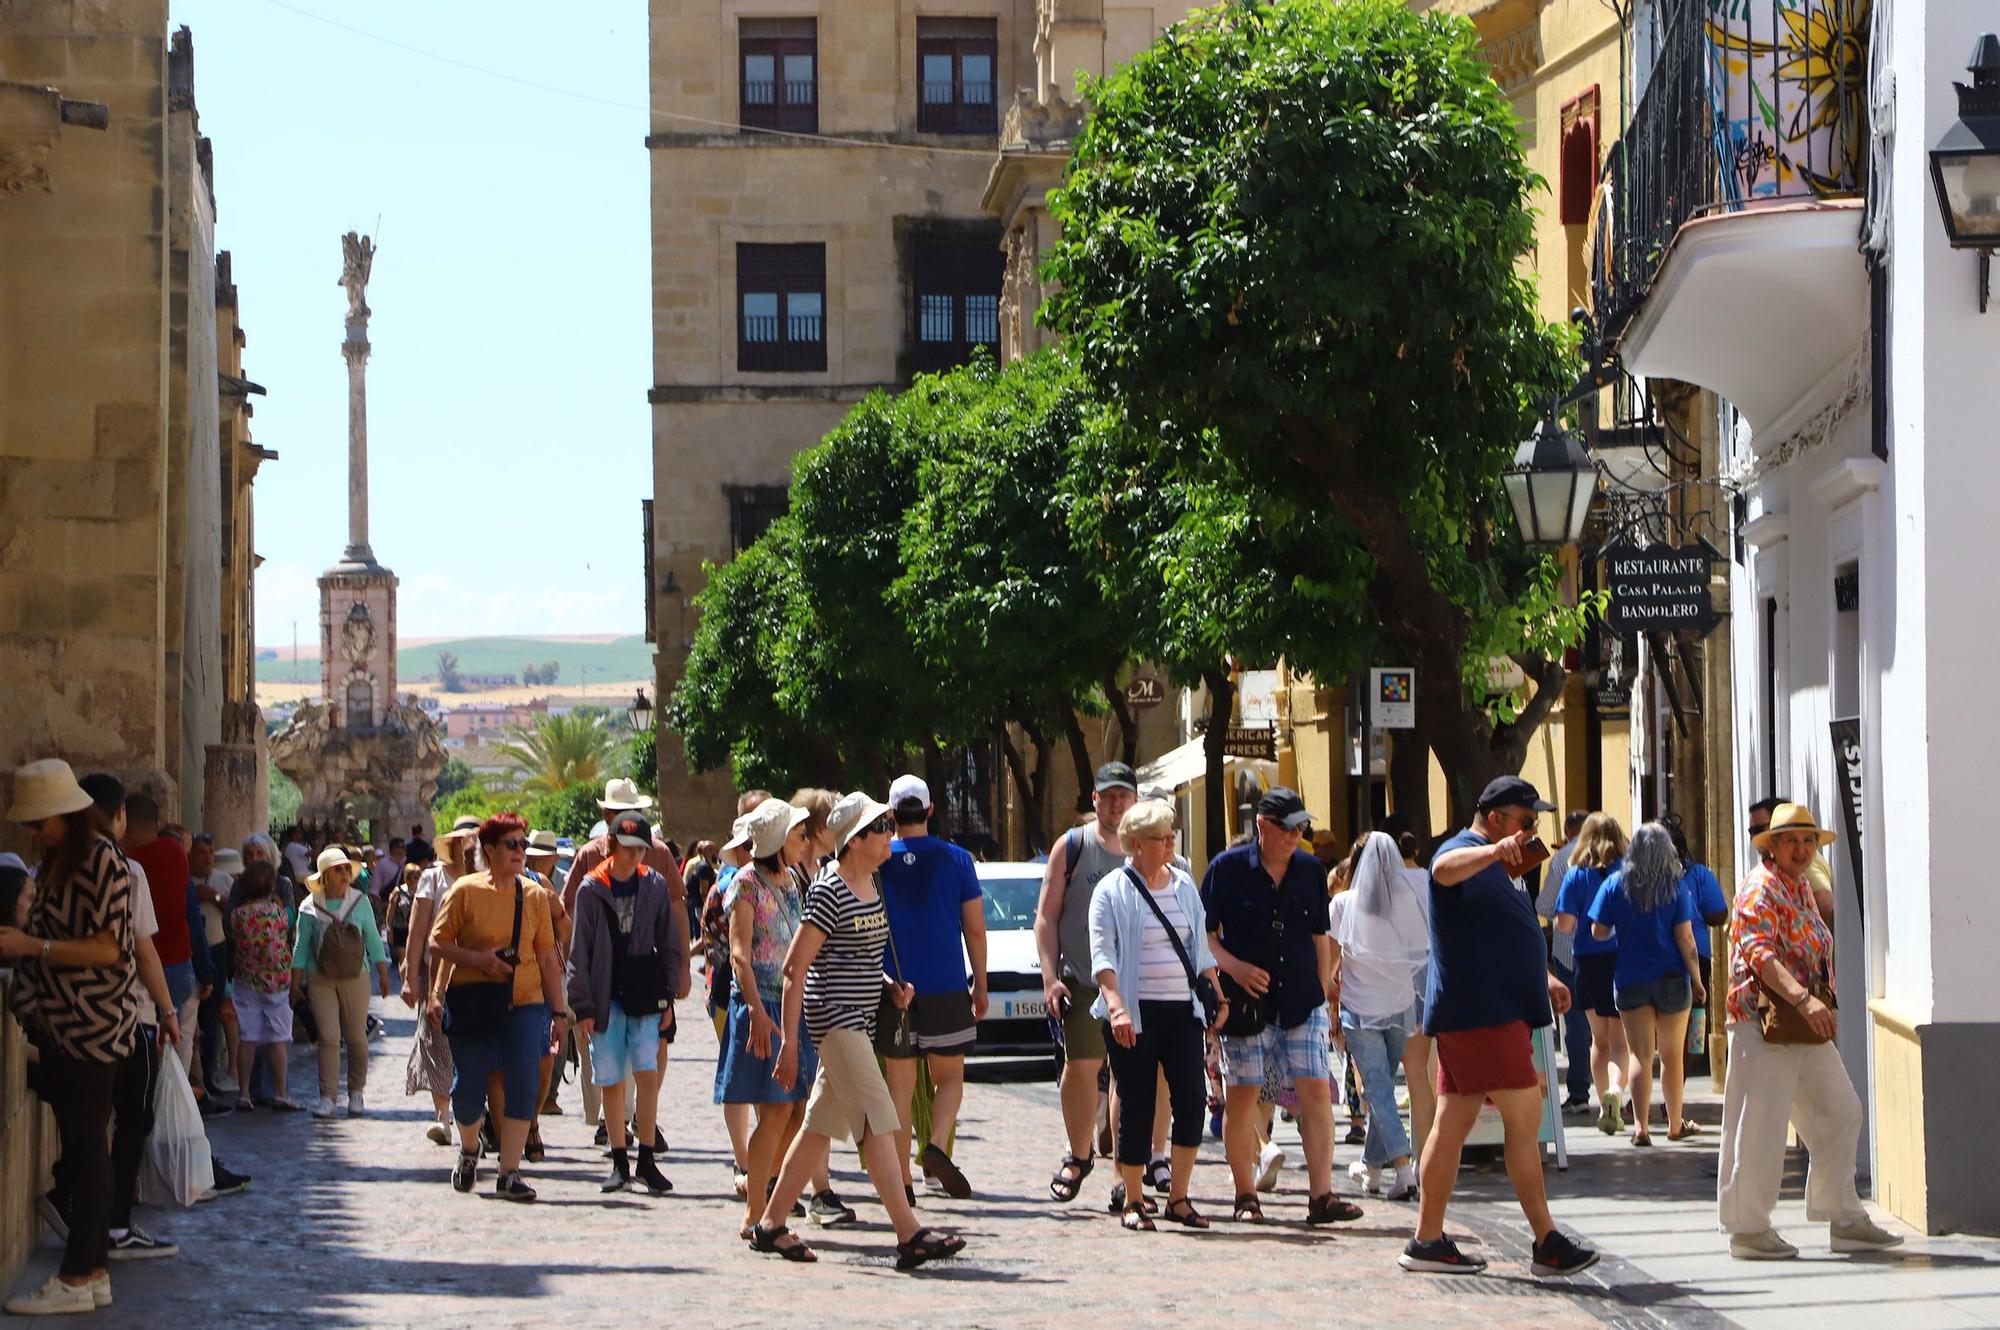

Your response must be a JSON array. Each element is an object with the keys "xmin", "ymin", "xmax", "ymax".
[{"xmin": 254, "ymin": 635, "xmax": 655, "ymax": 686}]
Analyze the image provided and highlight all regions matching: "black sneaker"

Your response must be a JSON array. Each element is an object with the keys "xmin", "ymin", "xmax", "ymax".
[
  {"xmin": 808, "ymin": 1190, "xmax": 856, "ymax": 1228},
  {"xmin": 633, "ymin": 1149, "xmax": 673, "ymax": 1197},
  {"xmin": 601, "ymin": 1149, "xmax": 631, "ymax": 1194},
  {"xmin": 107, "ymin": 1225, "xmax": 177, "ymax": 1260},
  {"xmin": 493, "ymin": 1170, "xmax": 536, "ymax": 1203},
  {"xmin": 1400, "ymin": 1236, "xmax": 1489, "ymax": 1274},
  {"xmin": 593, "ymin": 1122, "xmax": 608, "ymax": 1148},
  {"xmin": 209, "ymin": 1160, "xmax": 251, "ymax": 1196},
  {"xmin": 197, "ymin": 1096, "xmax": 235, "ymax": 1120},
  {"xmin": 451, "ymin": 1152, "xmax": 477, "ymax": 1194},
  {"xmin": 1530, "ymin": 1229, "xmax": 1600, "ymax": 1277}
]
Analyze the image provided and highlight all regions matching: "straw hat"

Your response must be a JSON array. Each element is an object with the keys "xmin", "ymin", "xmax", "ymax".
[
  {"xmin": 305, "ymin": 845, "xmax": 356, "ymax": 891},
  {"xmin": 6, "ymin": 759, "xmax": 95, "ymax": 824},
  {"xmin": 1751, "ymin": 802, "xmax": 1837, "ymax": 851},
  {"xmin": 826, "ymin": 791, "xmax": 894, "ymax": 853},
  {"xmin": 525, "ymin": 829, "xmax": 560, "ymax": 858},
  {"xmin": 212, "ymin": 848, "xmax": 245, "ymax": 877},
  {"xmin": 598, "ymin": 777, "xmax": 654, "ymax": 812}
]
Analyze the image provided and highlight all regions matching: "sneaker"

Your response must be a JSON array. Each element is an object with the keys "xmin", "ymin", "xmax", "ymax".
[
  {"xmin": 366, "ymin": 1015, "xmax": 385, "ymax": 1041},
  {"xmin": 1400, "ymin": 1235, "xmax": 1488, "ymax": 1274},
  {"xmin": 1729, "ymin": 1228, "xmax": 1799, "ymax": 1260},
  {"xmin": 1348, "ymin": 1159, "xmax": 1383, "ymax": 1195},
  {"xmin": 1384, "ymin": 1162, "xmax": 1419, "ymax": 1202},
  {"xmin": 197, "ymin": 1095, "xmax": 235, "ymax": 1119},
  {"xmin": 1561, "ymin": 1096, "xmax": 1594, "ymax": 1117},
  {"xmin": 1598, "ymin": 1090, "xmax": 1623, "ymax": 1136},
  {"xmin": 808, "ymin": 1189, "xmax": 857, "ymax": 1228},
  {"xmin": 3, "ymin": 1275, "xmax": 95, "ymax": 1315},
  {"xmin": 593, "ymin": 1122, "xmax": 608, "ymax": 1148},
  {"xmin": 451, "ymin": 1151, "xmax": 477, "ymax": 1193},
  {"xmin": 425, "ymin": 1121, "xmax": 451, "ymax": 1147},
  {"xmin": 493, "ymin": 1170, "xmax": 536, "ymax": 1203},
  {"xmin": 210, "ymin": 1070, "xmax": 241, "ymax": 1095},
  {"xmin": 313, "ymin": 1096, "xmax": 337, "ymax": 1119},
  {"xmin": 88, "ymin": 1273, "xmax": 110, "ymax": 1309},
  {"xmin": 34, "ymin": 1190, "xmax": 68, "ymax": 1241},
  {"xmin": 1529, "ymin": 1229, "xmax": 1600, "ymax": 1277},
  {"xmin": 1344, "ymin": 1120, "xmax": 1367, "ymax": 1145},
  {"xmin": 601, "ymin": 1149, "xmax": 632, "ymax": 1194},
  {"xmin": 347, "ymin": 1092, "xmax": 365, "ymax": 1118},
  {"xmin": 1830, "ymin": 1217, "xmax": 1904, "ymax": 1252},
  {"xmin": 208, "ymin": 1161, "xmax": 252, "ymax": 1196},
  {"xmin": 107, "ymin": 1224, "xmax": 177, "ymax": 1260},
  {"xmin": 1256, "ymin": 1142, "xmax": 1287, "ymax": 1193},
  {"xmin": 633, "ymin": 1149, "xmax": 673, "ymax": 1197}
]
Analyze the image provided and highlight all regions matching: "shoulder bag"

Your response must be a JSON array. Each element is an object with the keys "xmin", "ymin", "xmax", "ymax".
[
  {"xmin": 1124, "ymin": 868, "xmax": 1223, "ymax": 1030},
  {"xmin": 879, "ymin": 907, "xmax": 915, "ymax": 1057},
  {"xmin": 1208, "ymin": 863, "xmax": 1280, "ymax": 1037},
  {"xmin": 443, "ymin": 884, "xmax": 522, "ymax": 1042},
  {"xmin": 1757, "ymin": 960, "xmax": 1836, "ymax": 1045}
]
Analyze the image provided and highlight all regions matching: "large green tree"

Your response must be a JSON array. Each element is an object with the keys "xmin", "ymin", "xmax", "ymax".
[{"xmin": 1045, "ymin": 0, "xmax": 1592, "ymax": 815}]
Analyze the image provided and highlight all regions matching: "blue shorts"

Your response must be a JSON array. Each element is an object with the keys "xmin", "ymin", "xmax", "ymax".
[
  {"xmin": 590, "ymin": 1002, "xmax": 663, "ymax": 1086},
  {"xmin": 447, "ymin": 1002, "xmax": 550, "ymax": 1127},
  {"xmin": 1219, "ymin": 1003, "xmax": 1334, "ymax": 1089}
]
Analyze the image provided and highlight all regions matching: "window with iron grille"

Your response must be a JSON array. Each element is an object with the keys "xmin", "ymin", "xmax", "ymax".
[
  {"xmin": 726, "ymin": 485, "xmax": 790, "ymax": 555},
  {"xmin": 910, "ymin": 234, "xmax": 1003, "ymax": 374},
  {"xmin": 916, "ymin": 17, "xmax": 997, "ymax": 135},
  {"xmin": 740, "ymin": 18, "xmax": 817, "ymax": 134},
  {"xmin": 737, "ymin": 242, "xmax": 826, "ymax": 373}
]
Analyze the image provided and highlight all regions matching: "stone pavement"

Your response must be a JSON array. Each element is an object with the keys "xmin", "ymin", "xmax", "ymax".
[{"xmin": 10, "ymin": 1000, "xmax": 1999, "ymax": 1328}]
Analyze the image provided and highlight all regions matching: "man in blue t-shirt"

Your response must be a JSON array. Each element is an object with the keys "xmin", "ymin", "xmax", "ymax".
[
  {"xmin": 1401, "ymin": 776, "xmax": 1598, "ymax": 1281},
  {"xmin": 876, "ymin": 774, "xmax": 987, "ymax": 1202}
]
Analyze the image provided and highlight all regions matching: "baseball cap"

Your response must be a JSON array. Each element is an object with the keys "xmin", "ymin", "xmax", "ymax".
[
  {"xmin": 888, "ymin": 773, "xmax": 931, "ymax": 813},
  {"xmin": 1093, "ymin": 761, "xmax": 1138, "ymax": 794},
  {"xmin": 609, "ymin": 811, "xmax": 652, "ymax": 849},
  {"xmin": 1475, "ymin": 775, "xmax": 1556, "ymax": 813},
  {"xmin": 1254, "ymin": 787, "xmax": 1313, "ymax": 831}
]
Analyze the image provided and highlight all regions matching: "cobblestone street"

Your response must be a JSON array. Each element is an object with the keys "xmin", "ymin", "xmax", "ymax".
[{"xmin": 10, "ymin": 998, "xmax": 1650, "ymax": 1330}]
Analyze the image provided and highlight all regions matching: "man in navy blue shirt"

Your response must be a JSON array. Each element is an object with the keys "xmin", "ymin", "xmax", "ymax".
[
  {"xmin": 1401, "ymin": 776, "xmax": 1598, "ymax": 1280},
  {"xmin": 876, "ymin": 774, "xmax": 987, "ymax": 1201},
  {"xmin": 1201, "ymin": 788, "xmax": 1359, "ymax": 1226}
]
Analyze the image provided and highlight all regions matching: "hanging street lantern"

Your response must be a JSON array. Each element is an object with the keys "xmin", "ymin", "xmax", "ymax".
[
  {"xmin": 628, "ymin": 688, "xmax": 654, "ymax": 734},
  {"xmin": 1504, "ymin": 414, "xmax": 1599, "ymax": 546},
  {"xmin": 1928, "ymin": 33, "xmax": 2000, "ymax": 312}
]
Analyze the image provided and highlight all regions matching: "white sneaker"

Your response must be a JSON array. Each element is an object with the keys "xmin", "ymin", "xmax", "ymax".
[
  {"xmin": 88, "ymin": 1274, "xmax": 110, "ymax": 1309},
  {"xmin": 313, "ymin": 1096, "xmax": 337, "ymax": 1119},
  {"xmin": 1385, "ymin": 1162, "xmax": 1419, "ymax": 1201},
  {"xmin": 210, "ymin": 1070, "xmax": 240, "ymax": 1095},
  {"xmin": 1255, "ymin": 1142, "xmax": 1286, "ymax": 1192},
  {"xmin": 1730, "ymin": 1228, "xmax": 1800, "ymax": 1260},
  {"xmin": 1348, "ymin": 1159, "xmax": 1384, "ymax": 1194},
  {"xmin": 4, "ymin": 1274, "xmax": 96, "ymax": 1315},
  {"xmin": 1830, "ymin": 1216, "xmax": 1904, "ymax": 1252},
  {"xmin": 425, "ymin": 1121, "xmax": 450, "ymax": 1146},
  {"xmin": 347, "ymin": 1092, "xmax": 365, "ymax": 1118}
]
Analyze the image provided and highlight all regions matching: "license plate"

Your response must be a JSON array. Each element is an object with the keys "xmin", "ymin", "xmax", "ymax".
[{"xmin": 1002, "ymin": 998, "xmax": 1046, "ymax": 1019}]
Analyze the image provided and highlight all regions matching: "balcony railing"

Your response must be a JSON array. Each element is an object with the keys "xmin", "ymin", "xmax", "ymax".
[{"xmin": 1591, "ymin": 0, "xmax": 1870, "ymax": 342}]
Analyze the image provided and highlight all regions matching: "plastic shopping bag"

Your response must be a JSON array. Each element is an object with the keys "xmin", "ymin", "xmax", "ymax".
[{"xmin": 138, "ymin": 1052, "xmax": 213, "ymax": 1208}]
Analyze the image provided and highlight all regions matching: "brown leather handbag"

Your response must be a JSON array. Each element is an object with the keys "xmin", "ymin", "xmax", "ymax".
[{"xmin": 1758, "ymin": 963, "xmax": 1836, "ymax": 1045}]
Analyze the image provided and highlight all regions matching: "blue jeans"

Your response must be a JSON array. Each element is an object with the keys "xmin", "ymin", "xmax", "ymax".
[
  {"xmin": 1341, "ymin": 1017, "xmax": 1412, "ymax": 1167},
  {"xmin": 446, "ymin": 1002, "xmax": 551, "ymax": 1127},
  {"xmin": 1551, "ymin": 959, "xmax": 1593, "ymax": 1101},
  {"xmin": 163, "ymin": 960, "xmax": 197, "ymax": 1012}
]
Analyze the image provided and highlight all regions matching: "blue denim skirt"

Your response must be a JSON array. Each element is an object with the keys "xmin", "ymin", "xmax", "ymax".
[{"xmin": 713, "ymin": 990, "xmax": 817, "ymax": 1106}]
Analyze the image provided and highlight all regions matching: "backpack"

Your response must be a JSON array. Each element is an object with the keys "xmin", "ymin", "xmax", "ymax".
[{"xmin": 315, "ymin": 891, "xmax": 366, "ymax": 980}]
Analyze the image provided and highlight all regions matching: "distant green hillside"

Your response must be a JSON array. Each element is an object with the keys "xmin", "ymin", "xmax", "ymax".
[{"xmin": 255, "ymin": 636, "xmax": 655, "ymax": 686}]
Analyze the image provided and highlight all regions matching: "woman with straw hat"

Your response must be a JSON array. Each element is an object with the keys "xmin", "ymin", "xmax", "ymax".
[
  {"xmin": 292, "ymin": 845, "xmax": 392, "ymax": 1120},
  {"xmin": 1717, "ymin": 803, "xmax": 1900, "ymax": 1260},
  {"xmin": 0, "ymin": 759, "xmax": 138, "ymax": 1315}
]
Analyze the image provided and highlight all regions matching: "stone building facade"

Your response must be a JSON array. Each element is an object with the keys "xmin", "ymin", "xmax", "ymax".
[{"xmin": 0, "ymin": 5, "xmax": 274, "ymax": 1287}]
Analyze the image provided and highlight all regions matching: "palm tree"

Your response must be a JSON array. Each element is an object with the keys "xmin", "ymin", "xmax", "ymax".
[{"xmin": 493, "ymin": 711, "xmax": 623, "ymax": 797}]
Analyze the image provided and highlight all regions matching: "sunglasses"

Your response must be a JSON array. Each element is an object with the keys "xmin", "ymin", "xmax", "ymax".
[
  {"xmin": 497, "ymin": 838, "xmax": 529, "ymax": 852},
  {"xmin": 859, "ymin": 816, "xmax": 894, "ymax": 839}
]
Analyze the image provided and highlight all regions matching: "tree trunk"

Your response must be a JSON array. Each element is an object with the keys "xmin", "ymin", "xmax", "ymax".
[
  {"xmin": 1201, "ymin": 666, "xmax": 1236, "ymax": 862},
  {"xmin": 997, "ymin": 724, "xmax": 1043, "ymax": 855},
  {"xmin": 1103, "ymin": 671, "xmax": 1139, "ymax": 767},
  {"xmin": 1387, "ymin": 721, "xmax": 1433, "ymax": 841},
  {"xmin": 1057, "ymin": 704, "xmax": 1095, "ymax": 824}
]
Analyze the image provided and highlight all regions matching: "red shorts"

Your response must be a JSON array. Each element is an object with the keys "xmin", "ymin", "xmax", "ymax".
[{"xmin": 1433, "ymin": 1021, "xmax": 1539, "ymax": 1096}]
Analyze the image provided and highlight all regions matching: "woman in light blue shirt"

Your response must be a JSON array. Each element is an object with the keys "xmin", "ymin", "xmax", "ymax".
[{"xmin": 1088, "ymin": 800, "xmax": 1226, "ymax": 1232}]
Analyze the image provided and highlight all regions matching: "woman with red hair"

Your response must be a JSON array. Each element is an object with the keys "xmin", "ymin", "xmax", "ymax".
[{"xmin": 426, "ymin": 813, "xmax": 570, "ymax": 1201}]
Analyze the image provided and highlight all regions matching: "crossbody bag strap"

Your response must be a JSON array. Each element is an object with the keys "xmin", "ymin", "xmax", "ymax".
[{"xmin": 1124, "ymin": 866, "xmax": 1199, "ymax": 990}]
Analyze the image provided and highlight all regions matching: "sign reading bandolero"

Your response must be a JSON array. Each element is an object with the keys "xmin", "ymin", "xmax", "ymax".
[
  {"xmin": 1220, "ymin": 725, "xmax": 1278, "ymax": 761},
  {"xmin": 1603, "ymin": 540, "xmax": 1722, "ymax": 636}
]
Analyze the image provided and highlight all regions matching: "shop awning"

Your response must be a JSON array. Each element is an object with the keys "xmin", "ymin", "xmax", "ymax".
[{"xmin": 1136, "ymin": 736, "xmax": 1279, "ymax": 794}]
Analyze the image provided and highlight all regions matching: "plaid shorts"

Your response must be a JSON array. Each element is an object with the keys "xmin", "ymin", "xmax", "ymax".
[{"xmin": 1219, "ymin": 1003, "xmax": 1333, "ymax": 1089}]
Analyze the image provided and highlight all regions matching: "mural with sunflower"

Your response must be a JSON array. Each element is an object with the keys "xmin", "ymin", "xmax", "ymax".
[{"xmin": 1704, "ymin": 0, "xmax": 1870, "ymax": 202}]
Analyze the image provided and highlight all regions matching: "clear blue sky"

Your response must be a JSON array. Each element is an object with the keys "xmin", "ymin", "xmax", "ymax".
[{"xmin": 168, "ymin": 0, "xmax": 650, "ymax": 644}]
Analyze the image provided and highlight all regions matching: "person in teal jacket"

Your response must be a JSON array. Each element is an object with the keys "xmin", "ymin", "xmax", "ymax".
[{"xmin": 291, "ymin": 847, "xmax": 392, "ymax": 1121}]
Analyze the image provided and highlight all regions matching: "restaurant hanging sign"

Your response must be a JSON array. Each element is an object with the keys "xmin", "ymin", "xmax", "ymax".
[{"xmin": 1603, "ymin": 540, "xmax": 1723, "ymax": 636}]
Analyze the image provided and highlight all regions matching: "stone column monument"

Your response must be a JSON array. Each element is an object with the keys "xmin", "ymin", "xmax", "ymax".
[{"xmin": 270, "ymin": 233, "xmax": 444, "ymax": 843}]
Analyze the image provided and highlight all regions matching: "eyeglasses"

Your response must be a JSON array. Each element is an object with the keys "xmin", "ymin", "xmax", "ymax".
[
  {"xmin": 859, "ymin": 817, "xmax": 894, "ymax": 838},
  {"xmin": 497, "ymin": 838, "xmax": 529, "ymax": 852}
]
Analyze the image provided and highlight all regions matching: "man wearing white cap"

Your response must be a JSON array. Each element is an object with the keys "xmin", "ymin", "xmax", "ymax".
[{"xmin": 876, "ymin": 774, "xmax": 986, "ymax": 1200}]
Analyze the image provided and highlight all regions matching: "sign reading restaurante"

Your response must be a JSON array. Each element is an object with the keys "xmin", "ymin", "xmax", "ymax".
[{"xmin": 1602, "ymin": 540, "xmax": 1722, "ymax": 636}]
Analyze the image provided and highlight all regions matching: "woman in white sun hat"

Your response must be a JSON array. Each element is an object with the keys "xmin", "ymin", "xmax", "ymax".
[
  {"xmin": 0, "ymin": 759, "xmax": 138, "ymax": 1315},
  {"xmin": 292, "ymin": 845, "xmax": 392, "ymax": 1120}
]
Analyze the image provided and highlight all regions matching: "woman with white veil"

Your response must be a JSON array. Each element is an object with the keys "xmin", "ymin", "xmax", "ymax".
[{"xmin": 1330, "ymin": 832, "xmax": 1431, "ymax": 1200}]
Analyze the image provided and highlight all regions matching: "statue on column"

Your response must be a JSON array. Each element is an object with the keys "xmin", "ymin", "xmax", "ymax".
[{"xmin": 339, "ymin": 231, "xmax": 374, "ymax": 321}]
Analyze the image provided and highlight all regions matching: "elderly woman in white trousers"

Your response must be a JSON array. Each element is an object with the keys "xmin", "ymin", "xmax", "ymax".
[{"xmin": 1716, "ymin": 804, "xmax": 1900, "ymax": 1260}]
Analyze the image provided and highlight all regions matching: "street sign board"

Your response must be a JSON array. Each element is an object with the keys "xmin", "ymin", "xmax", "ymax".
[
  {"xmin": 1603, "ymin": 541, "xmax": 1722, "ymax": 636},
  {"xmin": 1369, "ymin": 667, "xmax": 1416, "ymax": 729},
  {"xmin": 1122, "ymin": 676, "xmax": 1166, "ymax": 710},
  {"xmin": 1220, "ymin": 725, "xmax": 1278, "ymax": 761}
]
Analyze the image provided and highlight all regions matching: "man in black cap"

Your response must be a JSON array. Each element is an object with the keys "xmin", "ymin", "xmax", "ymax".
[
  {"xmin": 1200, "ymin": 788, "xmax": 1356, "ymax": 1225},
  {"xmin": 1401, "ymin": 775, "xmax": 1597, "ymax": 1279}
]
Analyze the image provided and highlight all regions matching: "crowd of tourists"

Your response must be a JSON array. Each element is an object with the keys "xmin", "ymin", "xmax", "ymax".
[{"xmin": 1, "ymin": 745, "xmax": 1909, "ymax": 1309}]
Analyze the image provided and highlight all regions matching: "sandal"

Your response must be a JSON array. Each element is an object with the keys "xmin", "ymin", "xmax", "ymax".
[
  {"xmin": 1306, "ymin": 1192, "xmax": 1365, "ymax": 1224},
  {"xmin": 748, "ymin": 1224, "xmax": 817, "ymax": 1263},
  {"xmin": 895, "ymin": 1227, "xmax": 965, "ymax": 1270},
  {"xmin": 1161, "ymin": 1197, "xmax": 1209, "ymax": 1229},
  {"xmin": 1106, "ymin": 1182, "xmax": 1156, "ymax": 1215},
  {"xmin": 1143, "ymin": 1156, "xmax": 1172, "ymax": 1194},
  {"xmin": 1632, "ymin": 1132, "xmax": 1654, "ymax": 1147},
  {"xmin": 1668, "ymin": 1119, "xmax": 1702, "ymax": 1141},
  {"xmin": 1121, "ymin": 1202, "xmax": 1156, "ymax": 1232},
  {"xmin": 270, "ymin": 1097, "xmax": 301, "ymax": 1112},
  {"xmin": 234, "ymin": 1098, "xmax": 256, "ymax": 1112},
  {"xmin": 1049, "ymin": 1153, "xmax": 1093, "ymax": 1203},
  {"xmin": 1233, "ymin": 1192, "xmax": 1265, "ymax": 1223}
]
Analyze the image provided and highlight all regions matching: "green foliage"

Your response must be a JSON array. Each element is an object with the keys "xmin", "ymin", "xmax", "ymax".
[
  {"xmin": 521, "ymin": 659, "xmax": 562, "ymax": 687},
  {"xmin": 523, "ymin": 782, "xmax": 601, "ymax": 839},
  {"xmin": 433, "ymin": 756, "xmax": 476, "ymax": 803},
  {"xmin": 630, "ymin": 728, "xmax": 657, "ymax": 798},
  {"xmin": 493, "ymin": 711, "xmax": 625, "ymax": 797},
  {"xmin": 433, "ymin": 782, "xmax": 498, "ymax": 827},
  {"xmin": 436, "ymin": 651, "xmax": 464, "ymax": 694},
  {"xmin": 267, "ymin": 763, "xmax": 301, "ymax": 837}
]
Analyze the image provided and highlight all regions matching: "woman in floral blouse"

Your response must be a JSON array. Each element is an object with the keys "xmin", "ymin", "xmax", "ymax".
[
  {"xmin": 229, "ymin": 860, "xmax": 299, "ymax": 1110},
  {"xmin": 1717, "ymin": 804, "xmax": 1899, "ymax": 1260}
]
